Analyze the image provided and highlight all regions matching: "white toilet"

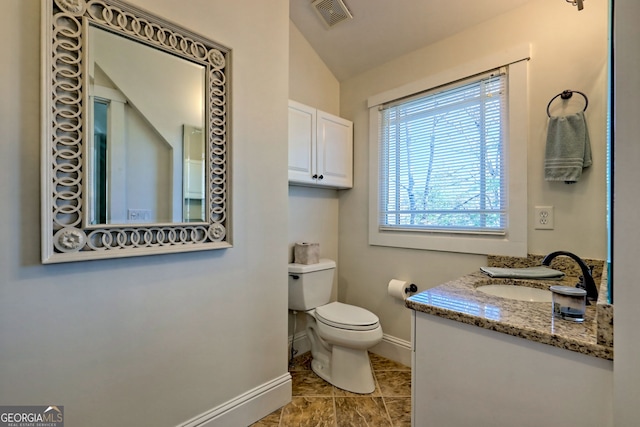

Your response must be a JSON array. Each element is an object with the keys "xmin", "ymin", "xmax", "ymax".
[{"xmin": 288, "ymin": 259, "xmax": 383, "ymax": 394}]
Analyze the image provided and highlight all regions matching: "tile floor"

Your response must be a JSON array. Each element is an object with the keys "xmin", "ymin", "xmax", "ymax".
[{"xmin": 251, "ymin": 352, "xmax": 411, "ymax": 427}]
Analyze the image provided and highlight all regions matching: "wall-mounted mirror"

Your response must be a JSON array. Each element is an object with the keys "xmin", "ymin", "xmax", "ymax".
[{"xmin": 41, "ymin": 0, "xmax": 231, "ymax": 263}]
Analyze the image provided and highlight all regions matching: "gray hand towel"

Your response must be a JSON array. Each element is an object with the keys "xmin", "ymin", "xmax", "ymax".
[{"xmin": 544, "ymin": 111, "xmax": 592, "ymax": 184}]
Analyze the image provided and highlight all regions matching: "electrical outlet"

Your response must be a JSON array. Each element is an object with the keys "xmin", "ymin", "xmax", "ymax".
[{"xmin": 534, "ymin": 206, "xmax": 554, "ymax": 230}]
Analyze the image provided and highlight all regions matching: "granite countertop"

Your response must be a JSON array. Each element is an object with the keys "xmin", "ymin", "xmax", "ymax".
[{"xmin": 406, "ymin": 258, "xmax": 613, "ymax": 361}]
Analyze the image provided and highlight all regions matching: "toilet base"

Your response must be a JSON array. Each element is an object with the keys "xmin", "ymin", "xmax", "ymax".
[
  {"xmin": 311, "ymin": 346, "xmax": 376, "ymax": 394},
  {"xmin": 304, "ymin": 311, "xmax": 380, "ymax": 394}
]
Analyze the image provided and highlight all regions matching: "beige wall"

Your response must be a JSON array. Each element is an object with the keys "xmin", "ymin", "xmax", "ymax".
[
  {"xmin": 338, "ymin": 0, "xmax": 609, "ymax": 342},
  {"xmin": 289, "ymin": 21, "xmax": 340, "ymax": 278},
  {"xmin": 289, "ymin": 21, "xmax": 340, "ymax": 115},
  {"xmin": 0, "ymin": 1, "xmax": 289, "ymax": 426},
  {"xmin": 287, "ymin": 2, "xmax": 640, "ymax": 425},
  {"xmin": 288, "ymin": 21, "xmax": 341, "ymax": 269},
  {"xmin": 287, "ymin": 21, "xmax": 342, "ymax": 343},
  {"xmin": 4, "ymin": 0, "xmax": 633, "ymax": 424},
  {"xmin": 288, "ymin": 20, "xmax": 341, "ymax": 308},
  {"xmin": 613, "ymin": 0, "xmax": 640, "ymax": 423}
]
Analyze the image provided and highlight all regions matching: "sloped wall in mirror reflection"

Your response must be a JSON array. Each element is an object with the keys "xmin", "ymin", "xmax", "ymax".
[{"xmin": 88, "ymin": 26, "xmax": 205, "ymax": 225}]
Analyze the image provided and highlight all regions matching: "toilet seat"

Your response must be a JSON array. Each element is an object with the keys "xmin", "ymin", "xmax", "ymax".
[{"xmin": 315, "ymin": 302, "xmax": 380, "ymax": 331}]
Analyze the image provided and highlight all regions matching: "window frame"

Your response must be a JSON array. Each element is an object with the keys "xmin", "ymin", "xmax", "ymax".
[{"xmin": 368, "ymin": 45, "xmax": 530, "ymax": 256}]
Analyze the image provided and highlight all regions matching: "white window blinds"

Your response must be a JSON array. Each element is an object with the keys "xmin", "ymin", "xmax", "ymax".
[{"xmin": 378, "ymin": 69, "xmax": 507, "ymax": 234}]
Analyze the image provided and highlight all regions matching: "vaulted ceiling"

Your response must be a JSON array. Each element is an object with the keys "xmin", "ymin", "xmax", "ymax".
[{"xmin": 290, "ymin": 0, "xmax": 535, "ymax": 81}]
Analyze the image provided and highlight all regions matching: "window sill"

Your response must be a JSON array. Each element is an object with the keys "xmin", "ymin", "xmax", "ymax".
[{"xmin": 369, "ymin": 228, "xmax": 527, "ymax": 257}]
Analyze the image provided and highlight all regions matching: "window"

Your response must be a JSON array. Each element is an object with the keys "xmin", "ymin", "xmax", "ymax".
[
  {"xmin": 379, "ymin": 70, "xmax": 506, "ymax": 234},
  {"xmin": 368, "ymin": 47, "xmax": 529, "ymax": 256}
]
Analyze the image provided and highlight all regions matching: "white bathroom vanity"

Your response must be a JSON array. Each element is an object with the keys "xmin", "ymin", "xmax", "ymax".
[
  {"xmin": 411, "ymin": 311, "xmax": 612, "ymax": 427},
  {"xmin": 407, "ymin": 257, "xmax": 614, "ymax": 427}
]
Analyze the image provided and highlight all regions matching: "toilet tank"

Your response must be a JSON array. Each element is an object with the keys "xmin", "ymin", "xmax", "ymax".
[{"xmin": 288, "ymin": 259, "xmax": 336, "ymax": 311}]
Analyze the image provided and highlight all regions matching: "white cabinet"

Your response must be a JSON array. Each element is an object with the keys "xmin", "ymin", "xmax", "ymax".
[
  {"xmin": 288, "ymin": 100, "xmax": 353, "ymax": 189},
  {"xmin": 412, "ymin": 311, "xmax": 613, "ymax": 427}
]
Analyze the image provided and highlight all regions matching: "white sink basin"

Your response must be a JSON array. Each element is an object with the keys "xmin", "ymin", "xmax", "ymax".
[{"xmin": 477, "ymin": 285, "xmax": 552, "ymax": 302}]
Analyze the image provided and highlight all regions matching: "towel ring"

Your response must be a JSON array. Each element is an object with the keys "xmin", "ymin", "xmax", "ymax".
[{"xmin": 546, "ymin": 90, "xmax": 589, "ymax": 117}]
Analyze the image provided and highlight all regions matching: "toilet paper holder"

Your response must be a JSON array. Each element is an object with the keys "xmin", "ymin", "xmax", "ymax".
[
  {"xmin": 387, "ymin": 279, "xmax": 417, "ymax": 301},
  {"xmin": 405, "ymin": 283, "xmax": 418, "ymax": 294}
]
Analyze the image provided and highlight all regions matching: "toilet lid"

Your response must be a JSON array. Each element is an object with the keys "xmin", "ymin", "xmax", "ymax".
[{"xmin": 315, "ymin": 302, "xmax": 380, "ymax": 331}]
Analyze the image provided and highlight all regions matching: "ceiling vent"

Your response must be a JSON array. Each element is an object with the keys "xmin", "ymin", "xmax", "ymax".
[{"xmin": 312, "ymin": 0, "xmax": 353, "ymax": 28}]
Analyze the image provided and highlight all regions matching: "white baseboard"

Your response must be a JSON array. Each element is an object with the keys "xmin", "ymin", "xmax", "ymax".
[
  {"xmin": 177, "ymin": 373, "xmax": 291, "ymax": 427},
  {"xmin": 289, "ymin": 331, "xmax": 412, "ymax": 368},
  {"xmin": 175, "ymin": 333, "xmax": 411, "ymax": 427},
  {"xmin": 370, "ymin": 334, "xmax": 412, "ymax": 367}
]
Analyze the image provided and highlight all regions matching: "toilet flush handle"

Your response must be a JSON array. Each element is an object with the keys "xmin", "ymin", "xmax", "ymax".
[{"xmin": 289, "ymin": 274, "xmax": 300, "ymax": 280}]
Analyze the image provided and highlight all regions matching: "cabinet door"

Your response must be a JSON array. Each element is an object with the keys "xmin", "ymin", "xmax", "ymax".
[
  {"xmin": 316, "ymin": 110, "xmax": 353, "ymax": 189},
  {"xmin": 288, "ymin": 100, "xmax": 316, "ymax": 185},
  {"xmin": 412, "ymin": 311, "xmax": 613, "ymax": 427}
]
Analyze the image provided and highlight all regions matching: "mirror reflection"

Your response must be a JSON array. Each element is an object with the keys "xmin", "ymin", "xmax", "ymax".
[
  {"xmin": 182, "ymin": 125, "xmax": 206, "ymax": 222},
  {"xmin": 87, "ymin": 25, "xmax": 206, "ymax": 225}
]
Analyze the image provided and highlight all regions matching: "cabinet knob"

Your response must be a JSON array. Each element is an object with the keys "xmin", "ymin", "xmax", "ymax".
[
  {"xmin": 312, "ymin": 174, "xmax": 318, "ymax": 179},
  {"xmin": 318, "ymin": 175, "xmax": 324, "ymax": 180}
]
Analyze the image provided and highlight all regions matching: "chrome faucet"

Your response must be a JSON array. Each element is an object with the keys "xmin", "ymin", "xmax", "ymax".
[{"xmin": 541, "ymin": 251, "xmax": 598, "ymax": 302}]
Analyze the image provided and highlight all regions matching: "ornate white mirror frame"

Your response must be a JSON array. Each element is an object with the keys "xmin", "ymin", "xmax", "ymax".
[{"xmin": 41, "ymin": 0, "xmax": 232, "ymax": 263}]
